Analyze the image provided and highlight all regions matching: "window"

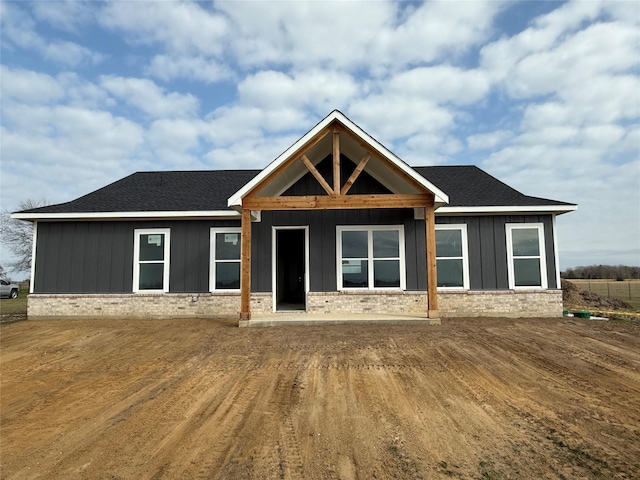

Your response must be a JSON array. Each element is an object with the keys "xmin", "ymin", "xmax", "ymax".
[
  {"xmin": 506, "ymin": 223, "xmax": 548, "ymax": 289},
  {"xmin": 133, "ymin": 229, "xmax": 170, "ymax": 293},
  {"xmin": 337, "ymin": 226, "xmax": 405, "ymax": 290},
  {"xmin": 210, "ymin": 228, "xmax": 241, "ymax": 291},
  {"xmin": 435, "ymin": 225, "xmax": 469, "ymax": 289}
]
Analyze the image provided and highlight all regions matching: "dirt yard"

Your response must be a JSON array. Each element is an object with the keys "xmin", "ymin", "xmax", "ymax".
[{"xmin": 1, "ymin": 317, "xmax": 639, "ymax": 480}]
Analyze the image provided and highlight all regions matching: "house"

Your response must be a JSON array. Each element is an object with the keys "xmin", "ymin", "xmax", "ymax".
[{"xmin": 13, "ymin": 110, "xmax": 576, "ymax": 324}]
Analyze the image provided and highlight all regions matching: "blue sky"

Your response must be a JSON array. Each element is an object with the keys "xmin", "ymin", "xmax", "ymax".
[{"xmin": 1, "ymin": 0, "xmax": 639, "ymax": 274}]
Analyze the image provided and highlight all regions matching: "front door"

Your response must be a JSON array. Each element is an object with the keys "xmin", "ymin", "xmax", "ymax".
[{"xmin": 275, "ymin": 229, "xmax": 306, "ymax": 311}]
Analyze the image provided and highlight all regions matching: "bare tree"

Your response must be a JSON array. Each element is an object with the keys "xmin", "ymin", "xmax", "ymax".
[{"xmin": 0, "ymin": 199, "xmax": 48, "ymax": 274}]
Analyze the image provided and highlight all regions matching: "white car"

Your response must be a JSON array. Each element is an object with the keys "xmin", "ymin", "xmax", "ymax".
[{"xmin": 0, "ymin": 279, "xmax": 19, "ymax": 299}]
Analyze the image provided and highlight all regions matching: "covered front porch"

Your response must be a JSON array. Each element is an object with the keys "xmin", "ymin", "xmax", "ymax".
[{"xmin": 227, "ymin": 111, "xmax": 449, "ymax": 325}]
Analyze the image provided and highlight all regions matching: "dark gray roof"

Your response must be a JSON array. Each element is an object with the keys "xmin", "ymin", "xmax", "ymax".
[
  {"xmin": 414, "ymin": 165, "xmax": 573, "ymax": 207},
  {"xmin": 19, "ymin": 165, "xmax": 574, "ymax": 214},
  {"xmin": 21, "ymin": 170, "xmax": 260, "ymax": 214}
]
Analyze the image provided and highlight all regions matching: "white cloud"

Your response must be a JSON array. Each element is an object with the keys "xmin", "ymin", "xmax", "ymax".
[
  {"xmin": 224, "ymin": 0, "xmax": 502, "ymax": 71},
  {"xmin": 0, "ymin": 1, "xmax": 103, "ymax": 67},
  {"xmin": 237, "ymin": 70, "xmax": 359, "ymax": 113},
  {"xmin": 99, "ymin": 1, "xmax": 228, "ymax": 56},
  {"xmin": 505, "ymin": 22, "xmax": 639, "ymax": 99},
  {"xmin": 146, "ymin": 55, "xmax": 232, "ymax": 83},
  {"xmin": 147, "ymin": 118, "xmax": 204, "ymax": 153},
  {"xmin": 0, "ymin": 104, "xmax": 146, "ymax": 206},
  {"xmin": 203, "ymin": 132, "xmax": 299, "ymax": 170},
  {"xmin": 42, "ymin": 40, "xmax": 104, "ymax": 67},
  {"xmin": 31, "ymin": 0, "xmax": 94, "ymax": 32},
  {"xmin": 386, "ymin": 66, "xmax": 491, "ymax": 106},
  {"xmin": 204, "ymin": 105, "xmax": 309, "ymax": 147},
  {"xmin": 100, "ymin": 76, "xmax": 200, "ymax": 118},
  {"xmin": 467, "ymin": 130, "xmax": 513, "ymax": 150},
  {"xmin": 371, "ymin": 0, "xmax": 503, "ymax": 69},
  {"xmin": 350, "ymin": 94, "xmax": 454, "ymax": 143},
  {"xmin": 217, "ymin": 1, "xmax": 394, "ymax": 70},
  {"xmin": 479, "ymin": 0, "xmax": 604, "ymax": 85},
  {"xmin": 0, "ymin": 66, "xmax": 65, "ymax": 104},
  {"xmin": 98, "ymin": 0, "xmax": 504, "ymax": 80}
]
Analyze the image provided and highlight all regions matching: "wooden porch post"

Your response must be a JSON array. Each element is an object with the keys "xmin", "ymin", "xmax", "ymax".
[
  {"xmin": 425, "ymin": 205, "xmax": 439, "ymax": 317},
  {"xmin": 332, "ymin": 128, "xmax": 340, "ymax": 194},
  {"xmin": 240, "ymin": 208, "xmax": 252, "ymax": 321}
]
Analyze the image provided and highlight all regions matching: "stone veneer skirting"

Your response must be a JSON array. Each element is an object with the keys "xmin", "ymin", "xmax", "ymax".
[
  {"xmin": 27, "ymin": 289, "xmax": 563, "ymax": 319},
  {"xmin": 305, "ymin": 291, "xmax": 427, "ymax": 314},
  {"xmin": 438, "ymin": 289, "xmax": 563, "ymax": 317},
  {"xmin": 27, "ymin": 292, "xmax": 273, "ymax": 319}
]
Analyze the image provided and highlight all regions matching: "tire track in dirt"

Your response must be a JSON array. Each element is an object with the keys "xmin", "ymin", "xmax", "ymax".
[
  {"xmin": 3, "ymin": 317, "xmax": 640, "ymax": 479},
  {"xmin": 275, "ymin": 372, "xmax": 306, "ymax": 479}
]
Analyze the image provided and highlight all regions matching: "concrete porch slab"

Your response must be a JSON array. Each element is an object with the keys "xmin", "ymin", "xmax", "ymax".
[{"xmin": 239, "ymin": 312, "xmax": 441, "ymax": 327}]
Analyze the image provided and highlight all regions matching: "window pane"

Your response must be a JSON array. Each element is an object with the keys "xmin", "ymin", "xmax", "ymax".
[
  {"xmin": 216, "ymin": 233, "xmax": 241, "ymax": 260},
  {"xmin": 436, "ymin": 230, "xmax": 462, "ymax": 258},
  {"xmin": 373, "ymin": 230, "xmax": 399, "ymax": 258},
  {"xmin": 342, "ymin": 259, "xmax": 368, "ymax": 287},
  {"xmin": 216, "ymin": 262, "xmax": 240, "ymax": 289},
  {"xmin": 437, "ymin": 258, "xmax": 464, "ymax": 287},
  {"xmin": 342, "ymin": 231, "xmax": 368, "ymax": 258},
  {"xmin": 512, "ymin": 228, "xmax": 540, "ymax": 256},
  {"xmin": 514, "ymin": 258, "xmax": 542, "ymax": 286},
  {"xmin": 374, "ymin": 260, "xmax": 400, "ymax": 287},
  {"xmin": 139, "ymin": 234, "xmax": 164, "ymax": 261},
  {"xmin": 139, "ymin": 263, "xmax": 164, "ymax": 290}
]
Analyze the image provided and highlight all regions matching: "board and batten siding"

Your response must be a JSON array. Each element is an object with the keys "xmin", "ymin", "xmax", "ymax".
[
  {"xmin": 34, "ymin": 220, "xmax": 241, "ymax": 294},
  {"xmin": 33, "ymin": 213, "xmax": 558, "ymax": 294},
  {"xmin": 254, "ymin": 208, "xmax": 421, "ymax": 293},
  {"xmin": 435, "ymin": 214, "xmax": 558, "ymax": 290}
]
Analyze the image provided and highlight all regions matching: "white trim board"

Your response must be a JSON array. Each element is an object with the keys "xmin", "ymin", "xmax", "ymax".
[
  {"xmin": 505, "ymin": 223, "xmax": 548, "ymax": 290},
  {"xmin": 12, "ymin": 204, "xmax": 577, "ymax": 222},
  {"xmin": 271, "ymin": 226, "xmax": 310, "ymax": 313},
  {"xmin": 209, "ymin": 227, "xmax": 242, "ymax": 293},
  {"xmin": 133, "ymin": 228, "xmax": 171, "ymax": 293},
  {"xmin": 336, "ymin": 225, "xmax": 406, "ymax": 291},
  {"xmin": 435, "ymin": 224, "xmax": 470, "ymax": 291},
  {"xmin": 12, "ymin": 210, "xmax": 241, "ymax": 221},
  {"xmin": 30, "ymin": 221, "xmax": 38, "ymax": 294},
  {"xmin": 437, "ymin": 205, "xmax": 577, "ymax": 215}
]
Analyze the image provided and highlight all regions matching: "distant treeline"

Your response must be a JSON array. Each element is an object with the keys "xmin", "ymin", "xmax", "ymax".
[{"xmin": 561, "ymin": 265, "xmax": 640, "ymax": 280}]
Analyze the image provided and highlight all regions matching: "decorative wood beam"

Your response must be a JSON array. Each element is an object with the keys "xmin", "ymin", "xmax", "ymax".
[
  {"xmin": 300, "ymin": 154, "xmax": 334, "ymax": 195},
  {"xmin": 239, "ymin": 208, "xmax": 252, "ymax": 321},
  {"xmin": 425, "ymin": 204, "xmax": 438, "ymax": 317},
  {"xmin": 243, "ymin": 193, "xmax": 433, "ymax": 211},
  {"xmin": 244, "ymin": 126, "xmax": 332, "ymax": 199},
  {"xmin": 339, "ymin": 127, "xmax": 429, "ymax": 193},
  {"xmin": 340, "ymin": 153, "xmax": 371, "ymax": 196},
  {"xmin": 333, "ymin": 128, "xmax": 340, "ymax": 194}
]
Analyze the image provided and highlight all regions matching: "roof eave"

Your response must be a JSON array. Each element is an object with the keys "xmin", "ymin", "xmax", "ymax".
[
  {"xmin": 436, "ymin": 205, "xmax": 578, "ymax": 215},
  {"xmin": 11, "ymin": 210, "xmax": 241, "ymax": 222}
]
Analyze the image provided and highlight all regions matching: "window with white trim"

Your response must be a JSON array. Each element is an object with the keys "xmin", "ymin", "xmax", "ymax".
[
  {"xmin": 435, "ymin": 224, "xmax": 469, "ymax": 289},
  {"xmin": 506, "ymin": 223, "xmax": 548, "ymax": 289},
  {"xmin": 133, "ymin": 228, "xmax": 170, "ymax": 293},
  {"xmin": 210, "ymin": 228, "xmax": 241, "ymax": 291},
  {"xmin": 337, "ymin": 226, "xmax": 405, "ymax": 290}
]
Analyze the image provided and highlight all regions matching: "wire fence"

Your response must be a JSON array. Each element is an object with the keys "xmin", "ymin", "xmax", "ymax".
[{"xmin": 569, "ymin": 281, "xmax": 640, "ymax": 300}]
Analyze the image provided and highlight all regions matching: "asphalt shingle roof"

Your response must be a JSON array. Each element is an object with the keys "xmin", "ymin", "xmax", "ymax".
[
  {"xmin": 414, "ymin": 166, "xmax": 572, "ymax": 207},
  {"xmin": 19, "ymin": 165, "xmax": 574, "ymax": 214}
]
